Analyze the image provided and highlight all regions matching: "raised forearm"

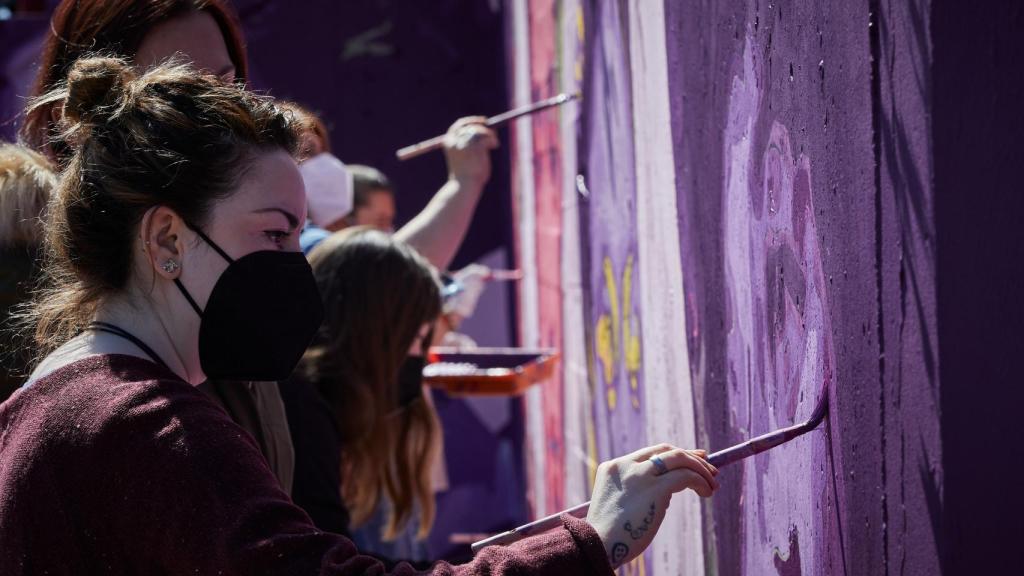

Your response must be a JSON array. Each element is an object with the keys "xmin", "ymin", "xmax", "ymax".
[{"xmin": 394, "ymin": 176, "xmax": 485, "ymax": 270}]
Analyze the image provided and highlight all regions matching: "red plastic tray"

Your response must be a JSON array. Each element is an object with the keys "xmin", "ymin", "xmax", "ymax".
[{"xmin": 423, "ymin": 347, "xmax": 560, "ymax": 396}]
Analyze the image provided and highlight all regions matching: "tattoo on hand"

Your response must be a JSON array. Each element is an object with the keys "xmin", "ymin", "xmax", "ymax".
[
  {"xmin": 623, "ymin": 503, "xmax": 657, "ymax": 540},
  {"xmin": 610, "ymin": 542, "xmax": 630, "ymax": 565}
]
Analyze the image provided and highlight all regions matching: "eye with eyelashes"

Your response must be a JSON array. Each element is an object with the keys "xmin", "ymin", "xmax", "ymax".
[{"xmin": 264, "ymin": 230, "xmax": 292, "ymax": 247}]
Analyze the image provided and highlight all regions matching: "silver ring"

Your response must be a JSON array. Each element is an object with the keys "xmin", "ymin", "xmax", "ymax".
[{"xmin": 650, "ymin": 454, "xmax": 669, "ymax": 476}]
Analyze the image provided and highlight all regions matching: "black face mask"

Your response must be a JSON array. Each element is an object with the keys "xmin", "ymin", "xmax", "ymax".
[
  {"xmin": 396, "ymin": 355, "xmax": 426, "ymax": 408},
  {"xmin": 174, "ymin": 223, "xmax": 324, "ymax": 382}
]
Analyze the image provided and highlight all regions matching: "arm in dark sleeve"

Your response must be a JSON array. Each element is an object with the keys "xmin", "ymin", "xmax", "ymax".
[
  {"xmin": 278, "ymin": 378, "xmax": 352, "ymax": 536},
  {"xmin": 95, "ymin": 380, "xmax": 614, "ymax": 576}
]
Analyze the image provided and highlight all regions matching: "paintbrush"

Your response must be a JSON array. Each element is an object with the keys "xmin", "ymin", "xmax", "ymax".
[
  {"xmin": 395, "ymin": 92, "xmax": 579, "ymax": 161},
  {"xmin": 470, "ymin": 381, "xmax": 831, "ymax": 554},
  {"xmin": 486, "ymin": 269, "xmax": 524, "ymax": 282}
]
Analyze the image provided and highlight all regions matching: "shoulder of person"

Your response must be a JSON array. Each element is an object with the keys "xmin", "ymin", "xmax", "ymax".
[{"xmin": 17, "ymin": 354, "xmax": 252, "ymax": 454}]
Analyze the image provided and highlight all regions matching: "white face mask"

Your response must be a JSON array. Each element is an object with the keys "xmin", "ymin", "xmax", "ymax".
[{"xmin": 299, "ymin": 152, "xmax": 354, "ymax": 229}]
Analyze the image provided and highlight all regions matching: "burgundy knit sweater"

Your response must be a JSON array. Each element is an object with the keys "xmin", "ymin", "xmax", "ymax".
[{"xmin": 0, "ymin": 355, "xmax": 612, "ymax": 575}]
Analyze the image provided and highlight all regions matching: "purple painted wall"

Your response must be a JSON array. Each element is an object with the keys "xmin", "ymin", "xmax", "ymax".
[
  {"xmin": 873, "ymin": 1, "xmax": 944, "ymax": 572},
  {"xmin": 579, "ymin": 0, "xmax": 647, "ymax": 493},
  {"xmin": 577, "ymin": 0, "xmax": 648, "ymax": 571},
  {"xmin": 666, "ymin": 1, "xmax": 941, "ymax": 574}
]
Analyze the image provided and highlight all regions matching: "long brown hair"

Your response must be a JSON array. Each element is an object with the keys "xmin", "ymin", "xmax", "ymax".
[
  {"xmin": 20, "ymin": 0, "xmax": 247, "ymax": 155},
  {"xmin": 301, "ymin": 228, "xmax": 442, "ymax": 540},
  {"xmin": 20, "ymin": 56, "xmax": 295, "ymax": 360}
]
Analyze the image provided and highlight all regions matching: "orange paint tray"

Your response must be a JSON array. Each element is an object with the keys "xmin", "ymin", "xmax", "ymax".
[{"xmin": 423, "ymin": 347, "xmax": 560, "ymax": 396}]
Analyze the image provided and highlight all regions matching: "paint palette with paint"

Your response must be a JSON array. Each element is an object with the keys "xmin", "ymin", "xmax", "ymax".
[{"xmin": 423, "ymin": 347, "xmax": 560, "ymax": 396}]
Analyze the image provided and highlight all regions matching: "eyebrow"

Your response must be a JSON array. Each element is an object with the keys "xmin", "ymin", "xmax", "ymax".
[{"xmin": 253, "ymin": 207, "xmax": 300, "ymax": 230}]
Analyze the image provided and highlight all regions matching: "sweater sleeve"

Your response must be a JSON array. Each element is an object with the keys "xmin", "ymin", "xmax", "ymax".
[{"xmin": 91, "ymin": 378, "xmax": 614, "ymax": 576}]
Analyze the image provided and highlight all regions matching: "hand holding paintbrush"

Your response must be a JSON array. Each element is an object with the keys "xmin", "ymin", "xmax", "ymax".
[
  {"xmin": 499, "ymin": 443, "xmax": 721, "ymax": 569},
  {"xmin": 396, "ymin": 93, "xmax": 579, "ymax": 161},
  {"xmin": 472, "ymin": 379, "xmax": 831, "ymax": 556}
]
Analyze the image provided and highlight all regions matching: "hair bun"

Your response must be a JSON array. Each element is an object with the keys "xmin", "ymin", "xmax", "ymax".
[{"xmin": 63, "ymin": 56, "xmax": 136, "ymax": 126}]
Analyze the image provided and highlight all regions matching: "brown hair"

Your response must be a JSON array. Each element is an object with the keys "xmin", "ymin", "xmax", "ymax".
[
  {"xmin": 301, "ymin": 228, "xmax": 442, "ymax": 539},
  {"xmin": 20, "ymin": 0, "xmax": 247, "ymax": 156},
  {"xmin": 22, "ymin": 56, "xmax": 296, "ymax": 359},
  {"xmin": 348, "ymin": 164, "xmax": 394, "ymax": 218},
  {"xmin": 278, "ymin": 100, "xmax": 331, "ymax": 160},
  {"xmin": 0, "ymin": 144, "xmax": 57, "ymax": 247}
]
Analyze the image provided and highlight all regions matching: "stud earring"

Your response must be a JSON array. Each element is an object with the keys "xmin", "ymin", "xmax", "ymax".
[{"xmin": 161, "ymin": 259, "xmax": 180, "ymax": 274}]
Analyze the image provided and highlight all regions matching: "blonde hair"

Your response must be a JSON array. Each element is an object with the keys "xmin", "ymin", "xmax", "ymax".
[{"xmin": 0, "ymin": 144, "xmax": 56, "ymax": 247}]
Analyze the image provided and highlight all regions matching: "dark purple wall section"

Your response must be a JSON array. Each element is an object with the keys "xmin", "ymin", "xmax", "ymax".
[
  {"xmin": 933, "ymin": 0, "xmax": 1024, "ymax": 573},
  {"xmin": 872, "ymin": 0, "xmax": 944, "ymax": 573},
  {"xmin": 0, "ymin": 14, "xmax": 48, "ymax": 140},
  {"xmin": 234, "ymin": 0, "xmax": 511, "ymax": 270},
  {"xmin": 666, "ymin": 0, "xmax": 942, "ymax": 574}
]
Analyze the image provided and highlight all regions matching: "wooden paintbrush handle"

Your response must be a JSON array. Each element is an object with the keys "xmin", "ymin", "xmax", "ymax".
[
  {"xmin": 396, "ymin": 93, "xmax": 578, "ymax": 161},
  {"xmin": 396, "ymin": 134, "xmax": 448, "ymax": 161}
]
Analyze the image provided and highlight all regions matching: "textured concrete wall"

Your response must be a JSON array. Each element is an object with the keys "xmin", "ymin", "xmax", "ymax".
[
  {"xmin": 668, "ymin": 2, "xmax": 876, "ymax": 572},
  {"xmin": 668, "ymin": 2, "xmax": 942, "ymax": 573},
  {"xmin": 512, "ymin": 1, "xmax": 945, "ymax": 574}
]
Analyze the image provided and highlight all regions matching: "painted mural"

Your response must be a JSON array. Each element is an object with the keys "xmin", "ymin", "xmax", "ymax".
[
  {"xmin": 579, "ymin": 0, "xmax": 646, "ymax": 471},
  {"xmin": 721, "ymin": 37, "xmax": 839, "ymax": 575},
  {"xmin": 511, "ymin": 1, "xmax": 941, "ymax": 575}
]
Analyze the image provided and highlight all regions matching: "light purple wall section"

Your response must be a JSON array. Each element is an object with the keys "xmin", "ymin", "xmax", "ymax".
[{"xmin": 665, "ymin": 1, "xmax": 941, "ymax": 574}]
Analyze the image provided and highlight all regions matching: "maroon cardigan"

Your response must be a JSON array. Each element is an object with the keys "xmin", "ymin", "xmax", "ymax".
[{"xmin": 0, "ymin": 355, "xmax": 612, "ymax": 575}]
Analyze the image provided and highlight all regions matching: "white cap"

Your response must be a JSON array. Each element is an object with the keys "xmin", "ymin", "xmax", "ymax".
[{"xmin": 300, "ymin": 152, "xmax": 354, "ymax": 229}]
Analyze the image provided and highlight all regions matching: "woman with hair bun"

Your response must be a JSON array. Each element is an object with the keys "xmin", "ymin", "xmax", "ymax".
[
  {"xmin": 0, "ymin": 56, "xmax": 718, "ymax": 574},
  {"xmin": 20, "ymin": 0, "xmax": 303, "ymax": 492}
]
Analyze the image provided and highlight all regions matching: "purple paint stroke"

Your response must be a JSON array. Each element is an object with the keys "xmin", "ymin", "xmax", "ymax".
[
  {"xmin": 772, "ymin": 526, "xmax": 803, "ymax": 576},
  {"xmin": 582, "ymin": 0, "xmax": 645, "ymax": 462},
  {"xmin": 722, "ymin": 34, "xmax": 837, "ymax": 576},
  {"xmin": 579, "ymin": 1, "xmax": 649, "ymax": 572}
]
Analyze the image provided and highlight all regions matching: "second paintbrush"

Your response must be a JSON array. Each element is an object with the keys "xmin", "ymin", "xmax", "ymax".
[{"xmin": 395, "ymin": 92, "xmax": 579, "ymax": 161}]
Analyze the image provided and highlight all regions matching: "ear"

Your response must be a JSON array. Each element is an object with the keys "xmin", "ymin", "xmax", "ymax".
[{"xmin": 140, "ymin": 206, "xmax": 188, "ymax": 281}]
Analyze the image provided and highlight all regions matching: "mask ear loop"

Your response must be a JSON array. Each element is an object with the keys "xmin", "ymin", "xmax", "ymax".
[
  {"xmin": 183, "ymin": 221, "xmax": 235, "ymax": 263},
  {"xmin": 174, "ymin": 278, "xmax": 205, "ymax": 317},
  {"xmin": 172, "ymin": 221, "xmax": 236, "ymax": 317}
]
